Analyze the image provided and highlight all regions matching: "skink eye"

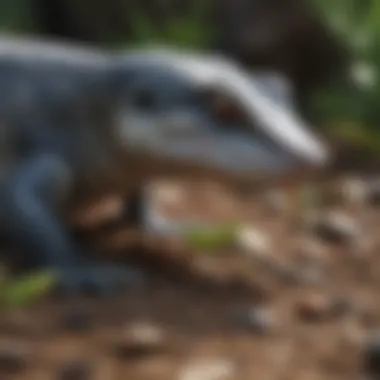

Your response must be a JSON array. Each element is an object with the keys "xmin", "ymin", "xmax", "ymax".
[{"xmin": 201, "ymin": 89, "xmax": 250, "ymax": 127}]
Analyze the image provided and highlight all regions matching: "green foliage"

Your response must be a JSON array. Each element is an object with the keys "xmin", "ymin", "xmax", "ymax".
[
  {"xmin": 126, "ymin": 1, "xmax": 214, "ymax": 50},
  {"xmin": 0, "ymin": 0, "xmax": 35, "ymax": 33},
  {"xmin": 312, "ymin": 0, "xmax": 380, "ymax": 136},
  {"xmin": 0, "ymin": 271, "xmax": 56, "ymax": 310}
]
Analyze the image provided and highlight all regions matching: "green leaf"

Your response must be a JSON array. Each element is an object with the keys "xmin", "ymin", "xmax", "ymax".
[
  {"xmin": 184, "ymin": 224, "xmax": 238, "ymax": 251},
  {"xmin": 1, "ymin": 271, "xmax": 57, "ymax": 309}
]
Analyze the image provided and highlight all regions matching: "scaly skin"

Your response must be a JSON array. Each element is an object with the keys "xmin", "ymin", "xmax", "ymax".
[{"xmin": 0, "ymin": 36, "xmax": 329, "ymax": 295}]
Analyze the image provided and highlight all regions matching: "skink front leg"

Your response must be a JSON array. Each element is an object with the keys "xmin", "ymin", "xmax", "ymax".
[{"xmin": 1, "ymin": 153, "xmax": 145, "ymax": 295}]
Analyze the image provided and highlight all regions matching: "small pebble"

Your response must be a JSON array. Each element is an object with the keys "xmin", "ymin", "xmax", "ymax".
[
  {"xmin": 0, "ymin": 341, "xmax": 31, "ymax": 373},
  {"xmin": 236, "ymin": 226, "xmax": 271, "ymax": 258},
  {"xmin": 58, "ymin": 361, "xmax": 92, "ymax": 380},
  {"xmin": 112, "ymin": 322, "xmax": 166, "ymax": 359},
  {"xmin": 178, "ymin": 358, "xmax": 237, "ymax": 380},
  {"xmin": 312, "ymin": 211, "xmax": 360, "ymax": 244},
  {"xmin": 232, "ymin": 306, "xmax": 277, "ymax": 335}
]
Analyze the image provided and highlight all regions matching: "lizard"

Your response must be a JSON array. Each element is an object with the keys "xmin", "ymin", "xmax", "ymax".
[{"xmin": 0, "ymin": 36, "xmax": 329, "ymax": 294}]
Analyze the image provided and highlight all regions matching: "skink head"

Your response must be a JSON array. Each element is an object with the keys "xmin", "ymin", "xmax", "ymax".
[{"xmin": 112, "ymin": 48, "xmax": 330, "ymax": 185}]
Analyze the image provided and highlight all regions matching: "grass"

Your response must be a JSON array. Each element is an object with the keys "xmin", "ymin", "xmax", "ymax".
[
  {"xmin": 312, "ymin": 0, "xmax": 380, "ymax": 135},
  {"xmin": 184, "ymin": 223, "xmax": 238, "ymax": 251},
  {"xmin": 0, "ymin": 270, "xmax": 56, "ymax": 310}
]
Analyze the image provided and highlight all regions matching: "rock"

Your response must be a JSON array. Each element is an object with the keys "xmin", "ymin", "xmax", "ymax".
[
  {"xmin": 235, "ymin": 226, "xmax": 271, "ymax": 258},
  {"xmin": 312, "ymin": 211, "xmax": 360, "ymax": 244},
  {"xmin": 0, "ymin": 340, "xmax": 31, "ymax": 373},
  {"xmin": 231, "ymin": 305, "xmax": 278, "ymax": 335},
  {"xmin": 112, "ymin": 322, "xmax": 167, "ymax": 359},
  {"xmin": 58, "ymin": 361, "xmax": 92, "ymax": 380},
  {"xmin": 178, "ymin": 358, "xmax": 237, "ymax": 380}
]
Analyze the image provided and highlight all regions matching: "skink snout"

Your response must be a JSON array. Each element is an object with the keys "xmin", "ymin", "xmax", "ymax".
[{"xmin": 290, "ymin": 135, "xmax": 331, "ymax": 174}]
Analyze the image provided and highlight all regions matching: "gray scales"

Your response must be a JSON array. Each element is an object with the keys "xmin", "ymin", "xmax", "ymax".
[{"xmin": 0, "ymin": 35, "xmax": 328, "ymax": 294}]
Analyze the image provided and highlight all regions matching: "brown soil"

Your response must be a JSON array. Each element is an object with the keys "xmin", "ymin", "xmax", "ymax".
[{"xmin": 1, "ymin": 173, "xmax": 379, "ymax": 380}]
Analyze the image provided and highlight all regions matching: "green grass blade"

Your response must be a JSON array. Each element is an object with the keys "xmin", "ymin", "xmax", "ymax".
[{"xmin": 1, "ymin": 271, "xmax": 57, "ymax": 309}]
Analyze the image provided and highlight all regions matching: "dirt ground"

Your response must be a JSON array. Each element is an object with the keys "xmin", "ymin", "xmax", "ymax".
[{"xmin": 1, "ymin": 173, "xmax": 380, "ymax": 380}]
